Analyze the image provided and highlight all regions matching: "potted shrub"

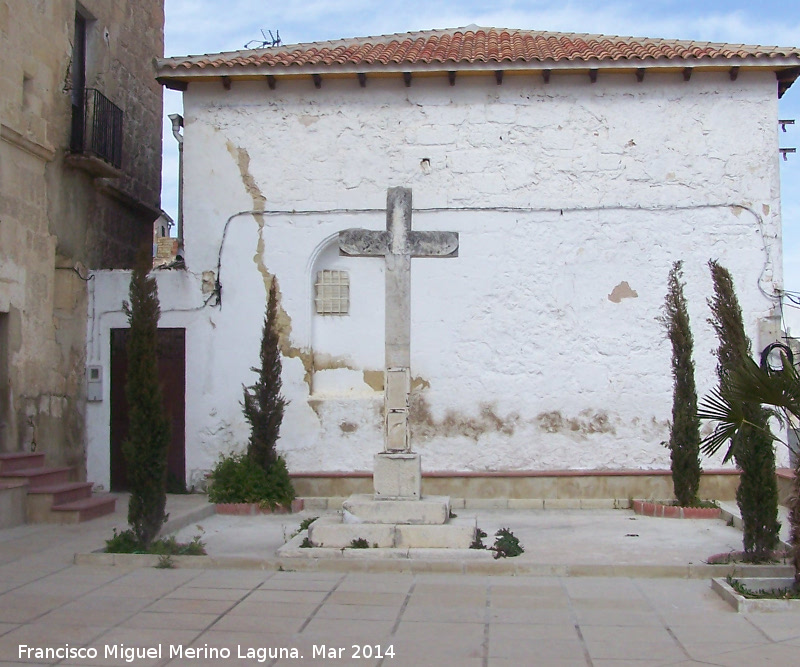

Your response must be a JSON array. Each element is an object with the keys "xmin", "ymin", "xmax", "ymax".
[{"xmin": 208, "ymin": 277, "xmax": 298, "ymax": 513}]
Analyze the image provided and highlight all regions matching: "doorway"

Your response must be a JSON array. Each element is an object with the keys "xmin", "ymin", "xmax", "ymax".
[{"xmin": 109, "ymin": 328, "xmax": 186, "ymax": 491}]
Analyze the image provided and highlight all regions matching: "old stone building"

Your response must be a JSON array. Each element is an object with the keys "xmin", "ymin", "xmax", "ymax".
[{"xmin": 0, "ymin": 1, "xmax": 164, "ymax": 473}]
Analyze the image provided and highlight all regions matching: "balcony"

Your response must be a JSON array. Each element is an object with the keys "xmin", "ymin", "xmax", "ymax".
[{"xmin": 67, "ymin": 88, "xmax": 123, "ymax": 178}]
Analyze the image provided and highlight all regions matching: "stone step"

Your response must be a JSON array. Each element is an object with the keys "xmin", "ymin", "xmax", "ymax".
[
  {"xmin": 0, "ymin": 452, "xmax": 46, "ymax": 474},
  {"xmin": 26, "ymin": 482, "xmax": 94, "ymax": 523},
  {"xmin": 0, "ymin": 466, "xmax": 73, "ymax": 490},
  {"xmin": 343, "ymin": 494, "xmax": 451, "ymax": 525},
  {"xmin": 49, "ymin": 495, "xmax": 116, "ymax": 524},
  {"xmin": 309, "ymin": 515, "xmax": 477, "ymax": 549},
  {"xmin": 0, "ymin": 481, "xmax": 28, "ymax": 528}
]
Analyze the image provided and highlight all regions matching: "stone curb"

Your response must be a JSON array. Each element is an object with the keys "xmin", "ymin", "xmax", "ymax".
[
  {"xmin": 711, "ymin": 577, "xmax": 800, "ymax": 612},
  {"xmin": 72, "ymin": 546, "xmax": 794, "ymax": 579},
  {"xmin": 214, "ymin": 499, "xmax": 305, "ymax": 516},
  {"xmin": 158, "ymin": 501, "xmax": 217, "ymax": 537},
  {"xmin": 716, "ymin": 504, "xmax": 792, "ymax": 550}
]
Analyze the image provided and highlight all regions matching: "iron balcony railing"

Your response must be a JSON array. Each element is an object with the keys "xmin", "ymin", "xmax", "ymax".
[{"xmin": 70, "ymin": 88, "xmax": 123, "ymax": 169}]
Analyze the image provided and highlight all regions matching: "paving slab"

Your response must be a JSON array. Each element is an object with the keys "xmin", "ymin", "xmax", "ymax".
[{"xmin": 0, "ymin": 493, "xmax": 796, "ymax": 666}]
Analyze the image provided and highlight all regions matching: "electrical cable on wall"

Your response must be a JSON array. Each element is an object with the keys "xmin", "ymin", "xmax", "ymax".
[{"xmin": 213, "ymin": 202, "xmax": 778, "ymax": 308}]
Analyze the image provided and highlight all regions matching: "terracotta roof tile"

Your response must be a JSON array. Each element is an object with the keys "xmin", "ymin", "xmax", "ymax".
[{"xmin": 158, "ymin": 26, "xmax": 800, "ymax": 75}]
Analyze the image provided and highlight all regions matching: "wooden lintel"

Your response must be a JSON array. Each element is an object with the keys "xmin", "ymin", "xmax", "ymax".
[
  {"xmin": 312, "ymin": 73, "xmax": 322, "ymax": 89},
  {"xmin": 448, "ymin": 71, "xmax": 456, "ymax": 86},
  {"xmin": 403, "ymin": 72, "xmax": 412, "ymax": 87},
  {"xmin": 777, "ymin": 67, "xmax": 800, "ymax": 98},
  {"xmin": 266, "ymin": 75, "xmax": 276, "ymax": 90},
  {"xmin": 636, "ymin": 68, "xmax": 645, "ymax": 82},
  {"xmin": 589, "ymin": 69, "xmax": 598, "ymax": 83},
  {"xmin": 542, "ymin": 69, "xmax": 551, "ymax": 84},
  {"xmin": 730, "ymin": 66, "xmax": 740, "ymax": 81},
  {"xmin": 683, "ymin": 67, "xmax": 692, "ymax": 81},
  {"xmin": 357, "ymin": 72, "xmax": 367, "ymax": 88},
  {"xmin": 221, "ymin": 76, "xmax": 231, "ymax": 90},
  {"xmin": 495, "ymin": 70, "xmax": 504, "ymax": 85},
  {"xmin": 157, "ymin": 78, "xmax": 188, "ymax": 91}
]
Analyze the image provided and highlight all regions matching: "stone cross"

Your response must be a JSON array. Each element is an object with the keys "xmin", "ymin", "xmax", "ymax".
[{"xmin": 339, "ymin": 187, "xmax": 458, "ymax": 453}]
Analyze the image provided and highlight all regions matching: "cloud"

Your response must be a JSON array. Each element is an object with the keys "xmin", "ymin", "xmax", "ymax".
[{"xmin": 164, "ymin": 0, "xmax": 800, "ymax": 55}]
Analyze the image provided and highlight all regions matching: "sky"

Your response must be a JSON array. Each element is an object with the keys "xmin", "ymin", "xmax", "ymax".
[{"xmin": 160, "ymin": 0, "xmax": 800, "ymax": 330}]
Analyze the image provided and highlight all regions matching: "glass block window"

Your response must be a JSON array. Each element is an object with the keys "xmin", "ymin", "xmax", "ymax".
[{"xmin": 315, "ymin": 270, "xmax": 350, "ymax": 315}]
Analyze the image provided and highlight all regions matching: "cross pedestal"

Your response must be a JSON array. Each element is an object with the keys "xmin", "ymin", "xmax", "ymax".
[
  {"xmin": 374, "ymin": 368, "xmax": 420, "ymax": 499},
  {"xmin": 303, "ymin": 187, "xmax": 476, "ymax": 549}
]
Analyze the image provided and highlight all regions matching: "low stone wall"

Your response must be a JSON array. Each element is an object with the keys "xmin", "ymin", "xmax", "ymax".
[{"xmin": 291, "ymin": 469, "xmax": 741, "ymax": 502}]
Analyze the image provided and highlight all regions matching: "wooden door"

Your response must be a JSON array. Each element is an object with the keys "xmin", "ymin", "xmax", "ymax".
[{"xmin": 110, "ymin": 328, "xmax": 186, "ymax": 491}]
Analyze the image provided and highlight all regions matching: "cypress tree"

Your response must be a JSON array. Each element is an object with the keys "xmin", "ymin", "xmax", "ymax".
[
  {"xmin": 243, "ymin": 277, "xmax": 287, "ymax": 470},
  {"xmin": 708, "ymin": 260, "xmax": 779, "ymax": 561},
  {"xmin": 122, "ymin": 248, "xmax": 171, "ymax": 548},
  {"xmin": 663, "ymin": 261, "xmax": 702, "ymax": 507}
]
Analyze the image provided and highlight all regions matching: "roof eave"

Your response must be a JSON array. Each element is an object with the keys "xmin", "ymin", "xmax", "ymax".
[{"xmin": 157, "ymin": 53, "xmax": 800, "ymax": 76}]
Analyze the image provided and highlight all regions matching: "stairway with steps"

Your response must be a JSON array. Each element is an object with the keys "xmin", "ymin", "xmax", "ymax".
[{"xmin": 0, "ymin": 452, "xmax": 115, "ymax": 525}]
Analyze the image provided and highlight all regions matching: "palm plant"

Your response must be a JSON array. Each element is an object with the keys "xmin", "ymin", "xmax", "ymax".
[{"xmin": 699, "ymin": 349, "xmax": 800, "ymax": 581}]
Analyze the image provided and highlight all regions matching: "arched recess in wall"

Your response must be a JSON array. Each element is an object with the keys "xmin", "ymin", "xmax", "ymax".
[{"xmin": 308, "ymin": 234, "xmax": 384, "ymax": 396}]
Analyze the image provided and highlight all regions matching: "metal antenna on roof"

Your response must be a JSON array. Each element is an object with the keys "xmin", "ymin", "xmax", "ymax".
[{"xmin": 245, "ymin": 29, "xmax": 281, "ymax": 49}]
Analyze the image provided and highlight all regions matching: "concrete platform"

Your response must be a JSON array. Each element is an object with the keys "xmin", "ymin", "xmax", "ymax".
[
  {"xmin": 1, "ymin": 493, "xmax": 800, "ymax": 667},
  {"xmin": 160, "ymin": 500, "xmax": 793, "ymax": 579}
]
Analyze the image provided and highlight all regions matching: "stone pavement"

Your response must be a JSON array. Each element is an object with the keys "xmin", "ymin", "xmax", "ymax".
[{"xmin": 0, "ymin": 495, "xmax": 799, "ymax": 666}]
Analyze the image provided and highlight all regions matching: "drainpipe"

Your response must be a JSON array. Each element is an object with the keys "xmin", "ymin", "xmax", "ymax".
[{"xmin": 168, "ymin": 113, "xmax": 184, "ymax": 254}]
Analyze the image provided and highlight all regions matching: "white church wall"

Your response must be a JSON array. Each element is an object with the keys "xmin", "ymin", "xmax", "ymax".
[{"xmin": 87, "ymin": 69, "xmax": 785, "ymax": 488}]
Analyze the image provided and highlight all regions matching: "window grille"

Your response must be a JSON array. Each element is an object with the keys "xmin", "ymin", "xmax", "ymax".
[{"xmin": 315, "ymin": 270, "xmax": 350, "ymax": 315}]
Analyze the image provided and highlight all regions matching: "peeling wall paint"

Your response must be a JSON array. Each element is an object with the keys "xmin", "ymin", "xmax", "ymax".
[
  {"xmin": 362, "ymin": 370, "xmax": 384, "ymax": 392},
  {"xmin": 607, "ymin": 281, "xmax": 639, "ymax": 303},
  {"xmin": 536, "ymin": 410, "xmax": 616, "ymax": 436},
  {"xmin": 411, "ymin": 394, "xmax": 519, "ymax": 441},
  {"xmin": 85, "ymin": 71, "xmax": 786, "ymax": 486}
]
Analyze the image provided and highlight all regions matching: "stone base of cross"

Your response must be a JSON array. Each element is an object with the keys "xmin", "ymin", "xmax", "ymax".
[
  {"xmin": 339, "ymin": 187, "xmax": 458, "ymax": 501},
  {"xmin": 293, "ymin": 187, "xmax": 474, "ymax": 549}
]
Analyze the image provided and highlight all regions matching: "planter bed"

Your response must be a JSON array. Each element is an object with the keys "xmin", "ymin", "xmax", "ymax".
[
  {"xmin": 632, "ymin": 500, "xmax": 720, "ymax": 519},
  {"xmin": 712, "ymin": 577, "xmax": 800, "ymax": 612}
]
